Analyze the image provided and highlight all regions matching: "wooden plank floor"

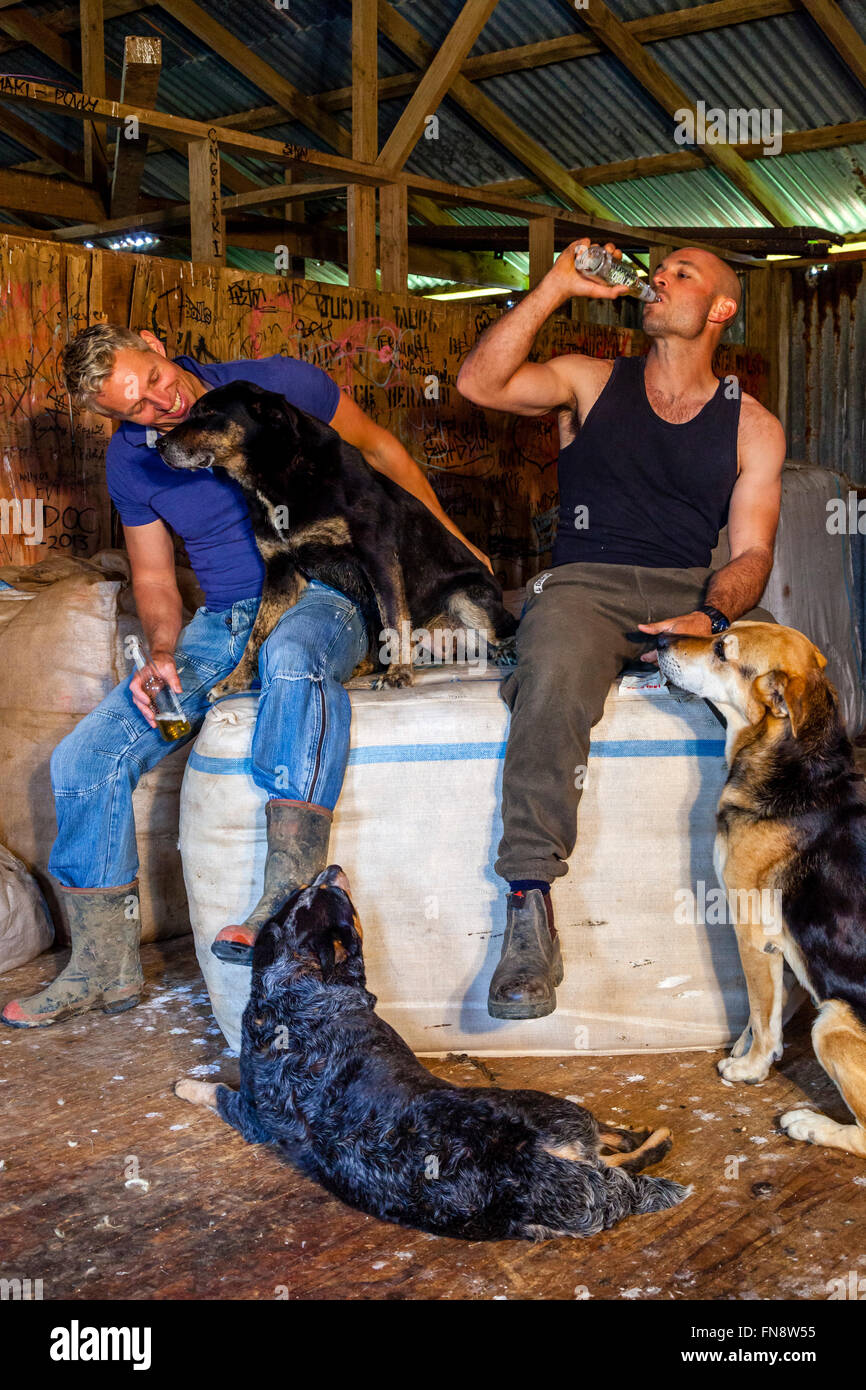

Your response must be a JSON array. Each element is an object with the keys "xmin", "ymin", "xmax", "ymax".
[{"xmin": 1, "ymin": 937, "xmax": 863, "ymax": 1302}]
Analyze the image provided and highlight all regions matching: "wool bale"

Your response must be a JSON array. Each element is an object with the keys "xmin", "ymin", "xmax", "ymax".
[
  {"xmin": 179, "ymin": 671, "xmax": 802, "ymax": 1056},
  {"xmin": 0, "ymin": 843, "xmax": 54, "ymax": 975},
  {"xmin": 0, "ymin": 555, "xmax": 193, "ymax": 943}
]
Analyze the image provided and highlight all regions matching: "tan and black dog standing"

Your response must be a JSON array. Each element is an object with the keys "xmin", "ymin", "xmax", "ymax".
[{"xmin": 658, "ymin": 621, "xmax": 866, "ymax": 1159}]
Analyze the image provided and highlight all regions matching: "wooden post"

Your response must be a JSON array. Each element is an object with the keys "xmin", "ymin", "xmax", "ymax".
[
  {"xmin": 347, "ymin": 0, "xmax": 377, "ymax": 289},
  {"xmin": 283, "ymin": 172, "xmax": 306, "ymax": 278},
  {"xmin": 379, "ymin": 182, "xmax": 408, "ymax": 293},
  {"xmin": 188, "ymin": 132, "xmax": 225, "ymax": 264},
  {"xmin": 528, "ymin": 217, "xmax": 555, "ymax": 289},
  {"xmin": 746, "ymin": 265, "xmax": 785, "ymax": 417},
  {"xmin": 80, "ymin": 0, "xmax": 107, "ymax": 191},
  {"xmin": 111, "ymin": 36, "xmax": 162, "ymax": 218},
  {"xmin": 649, "ymin": 242, "xmax": 674, "ymax": 279}
]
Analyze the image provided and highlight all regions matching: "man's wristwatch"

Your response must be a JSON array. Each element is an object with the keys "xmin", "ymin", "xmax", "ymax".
[{"xmin": 697, "ymin": 603, "xmax": 731, "ymax": 634}]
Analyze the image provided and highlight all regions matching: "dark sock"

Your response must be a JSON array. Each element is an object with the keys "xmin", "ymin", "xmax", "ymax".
[{"xmin": 509, "ymin": 879, "xmax": 550, "ymax": 897}]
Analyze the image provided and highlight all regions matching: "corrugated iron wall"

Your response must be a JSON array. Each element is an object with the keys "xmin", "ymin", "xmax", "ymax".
[{"xmin": 788, "ymin": 259, "xmax": 866, "ymax": 683}]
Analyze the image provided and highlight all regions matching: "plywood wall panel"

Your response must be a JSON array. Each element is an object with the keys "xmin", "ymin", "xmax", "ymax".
[{"xmin": 0, "ymin": 236, "xmax": 769, "ymax": 588}]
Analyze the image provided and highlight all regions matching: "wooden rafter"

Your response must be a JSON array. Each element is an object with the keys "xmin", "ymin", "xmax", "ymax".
[
  {"xmin": 166, "ymin": 0, "xmax": 352, "ymax": 157},
  {"xmin": 0, "ymin": 0, "xmax": 799, "ymax": 84},
  {"xmin": 80, "ymin": 0, "xmax": 107, "ymax": 190},
  {"xmin": 0, "ymin": 4, "xmax": 78, "ymax": 70},
  {"xmin": 572, "ymin": 0, "xmax": 793, "ymax": 226},
  {"xmin": 348, "ymin": 0, "xmax": 377, "ymax": 290},
  {"xmin": 799, "ymin": 0, "xmax": 866, "ymax": 90},
  {"xmin": 0, "ymin": 77, "xmax": 769, "ymax": 262},
  {"xmin": 376, "ymin": 0, "xmax": 613, "ymax": 218},
  {"xmin": 482, "ymin": 118, "xmax": 866, "ymax": 197},
  {"xmin": 376, "ymin": 0, "xmax": 500, "ymax": 171},
  {"xmin": 0, "ymin": 14, "xmax": 287, "ymax": 210},
  {"xmin": 321, "ymin": 0, "xmax": 798, "ymax": 107},
  {"xmin": 110, "ymin": 35, "xmax": 161, "ymax": 217},
  {"xmin": 0, "ymin": 106, "xmax": 85, "ymax": 180},
  {"xmin": 0, "ymin": 166, "xmax": 106, "ymax": 220}
]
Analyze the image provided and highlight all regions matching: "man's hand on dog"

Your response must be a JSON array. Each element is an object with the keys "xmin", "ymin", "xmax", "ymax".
[
  {"xmin": 130, "ymin": 649, "xmax": 183, "ymax": 728},
  {"xmin": 638, "ymin": 611, "xmax": 713, "ymax": 664}
]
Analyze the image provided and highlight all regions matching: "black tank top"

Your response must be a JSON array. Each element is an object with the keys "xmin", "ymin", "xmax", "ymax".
[{"xmin": 551, "ymin": 356, "xmax": 740, "ymax": 569}]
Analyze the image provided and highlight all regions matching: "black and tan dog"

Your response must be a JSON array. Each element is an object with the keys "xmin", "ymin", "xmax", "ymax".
[
  {"xmin": 657, "ymin": 621, "xmax": 866, "ymax": 1158},
  {"xmin": 157, "ymin": 380, "xmax": 516, "ymax": 695},
  {"xmin": 176, "ymin": 867, "xmax": 688, "ymax": 1240}
]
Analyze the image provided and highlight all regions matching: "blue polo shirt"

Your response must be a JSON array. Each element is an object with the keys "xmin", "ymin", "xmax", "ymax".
[{"xmin": 106, "ymin": 354, "xmax": 341, "ymax": 611}]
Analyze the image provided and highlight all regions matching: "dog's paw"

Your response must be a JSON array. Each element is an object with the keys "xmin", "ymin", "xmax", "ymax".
[
  {"xmin": 372, "ymin": 663, "xmax": 414, "ymax": 690},
  {"xmin": 717, "ymin": 1050, "xmax": 774, "ymax": 1084},
  {"xmin": 489, "ymin": 636, "xmax": 518, "ymax": 666},
  {"xmin": 779, "ymin": 1107, "xmax": 823, "ymax": 1144},
  {"xmin": 174, "ymin": 1077, "xmax": 220, "ymax": 1109}
]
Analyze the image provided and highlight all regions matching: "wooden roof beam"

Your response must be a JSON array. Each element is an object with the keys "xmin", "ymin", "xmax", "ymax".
[
  {"xmin": 80, "ymin": 0, "xmax": 108, "ymax": 192},
  {"xmin": 0, "ymin": 4, "xmax": 78, "ymax": 70},
  {"xmin": 166, "ymin": 0, "xmax": 353, "ymax": 157},
  {"xmin": 375, "ymin": 0, "xmax": 500, "ymax": 171},
  {"xmin": 0, "ymin": 105, "xmax": 86, "ymax": 180},
  {"xmin": 571, "ymin": 0, "xmax": 794, "ymax": 226},
  {"xmin": 0, "ymin": 78, "xmax": 766, "ymax": 260},
  {"xmin": 376, "ymin": 0, "xmax": 614, "ymax": 218},
  {"xmin": 799, "ymin": 0, "xmax": 866, "ymax": 90},
  {"xmin": 110, "ymin": 35, "xmax": 161, "ymax": 217},
  {"xmin": 481, "ymin": 118, "xmax": 866, "ymax": 196},
  {"xmin": 319, "ymin": 0, "xmax": 797, "ymax": 107},
  {"xmin": 0, "ymin": 167, "xmax": 106, "ymax": 220}
]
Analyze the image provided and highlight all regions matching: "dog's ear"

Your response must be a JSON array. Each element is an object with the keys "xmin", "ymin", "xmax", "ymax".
[
  {"xmin": 239, "ymin": 382, "xmax": 299, "ymax": 435},
  {"xmin": 751, "ymin": 668, "xmax": 833, "ymax": 738}
]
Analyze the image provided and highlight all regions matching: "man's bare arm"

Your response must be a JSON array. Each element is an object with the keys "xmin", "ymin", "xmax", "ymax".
[
  {"xmin": 705, "ymin": 400, "xmax": 785, "ymax": 620},
  {"xmin": 456, "ymin": 239, "xmax": 630, "ymax": 416},
  {"xmin": 124, "ymin": 520, "xmax": 185, "ymax": 723},
  {"xmin": 329, "ymin": 391, "xmax": 493, "ymax": 571},
  {"xmin": 638, "ymin": 398, "xmax": 785, "ymax": 658}
]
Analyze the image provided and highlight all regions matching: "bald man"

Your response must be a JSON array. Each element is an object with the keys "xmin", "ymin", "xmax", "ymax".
[{"xmin": 457, "ymin": 241, "xmax": 785, "ymax": 1020}]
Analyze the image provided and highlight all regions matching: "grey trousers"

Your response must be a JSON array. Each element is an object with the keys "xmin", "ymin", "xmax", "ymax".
[{"xmin": 495, "ymin": 561, "xmax": 775, "ymax": 884}]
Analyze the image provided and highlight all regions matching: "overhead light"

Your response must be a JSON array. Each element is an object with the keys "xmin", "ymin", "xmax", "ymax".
[
  {"xmin": 426, "ymin": 286, "xmax": 515, "ymax": 301},
  {"xmin": 805, "ymin": 262, "xmax": 830, "ymax": 286},
  {"xmin": 104, "ymin": 232, "xmax": 160, "ymax": 251}
]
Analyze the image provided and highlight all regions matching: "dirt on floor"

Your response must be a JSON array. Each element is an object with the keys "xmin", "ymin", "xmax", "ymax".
[{"xmin": 0, "ymin": 937, "xmax": 863, "ymax": 1301}]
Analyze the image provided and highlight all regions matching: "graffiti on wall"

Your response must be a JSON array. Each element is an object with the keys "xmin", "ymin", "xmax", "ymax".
[{"xmin": 1, "ymin": 238, "xmax": 769, "ymax": 587}]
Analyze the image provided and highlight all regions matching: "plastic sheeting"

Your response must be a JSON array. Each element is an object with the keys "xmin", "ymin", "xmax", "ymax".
[{"xmin": 711, "ymin": 463, "xmax": 866, "ymax": 735}]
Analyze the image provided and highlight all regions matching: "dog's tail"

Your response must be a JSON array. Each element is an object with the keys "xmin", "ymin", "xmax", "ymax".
[{"xmin": 519, "ymin": 1159, "xmax": 691, "ymax": 1241}]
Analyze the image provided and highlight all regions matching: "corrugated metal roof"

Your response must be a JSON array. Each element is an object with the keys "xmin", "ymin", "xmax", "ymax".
[{"xmin": 1, "ymin": 0, "xmax": 865, "ymax": 247}]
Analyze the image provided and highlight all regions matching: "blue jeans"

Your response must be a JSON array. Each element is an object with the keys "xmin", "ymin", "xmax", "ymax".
[{"xmin": 48, "ymin": 580, "xmax": 368, "ymax": 889}]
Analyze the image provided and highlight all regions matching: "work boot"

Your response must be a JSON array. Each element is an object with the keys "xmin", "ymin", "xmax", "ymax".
[
  {"xmin": 487, "ymin": 889, "xmax": 563, "ymax": 1020},
  {"xmin": 211, "ymin": 799, "xmax": 331, "ymax": 966},
  {"xmin": 1, "ymin": 881, "xmax": 143, "ymax": 1028}
]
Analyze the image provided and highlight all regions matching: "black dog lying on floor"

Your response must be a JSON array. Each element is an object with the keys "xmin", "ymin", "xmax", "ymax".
[
  {"xmin": 157, "ymin": 381, "xmax": 517, "ymax": 695},
  {"xmin": 176, "ymin": 867, "xmax": 689, "ymax": 1241}
]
